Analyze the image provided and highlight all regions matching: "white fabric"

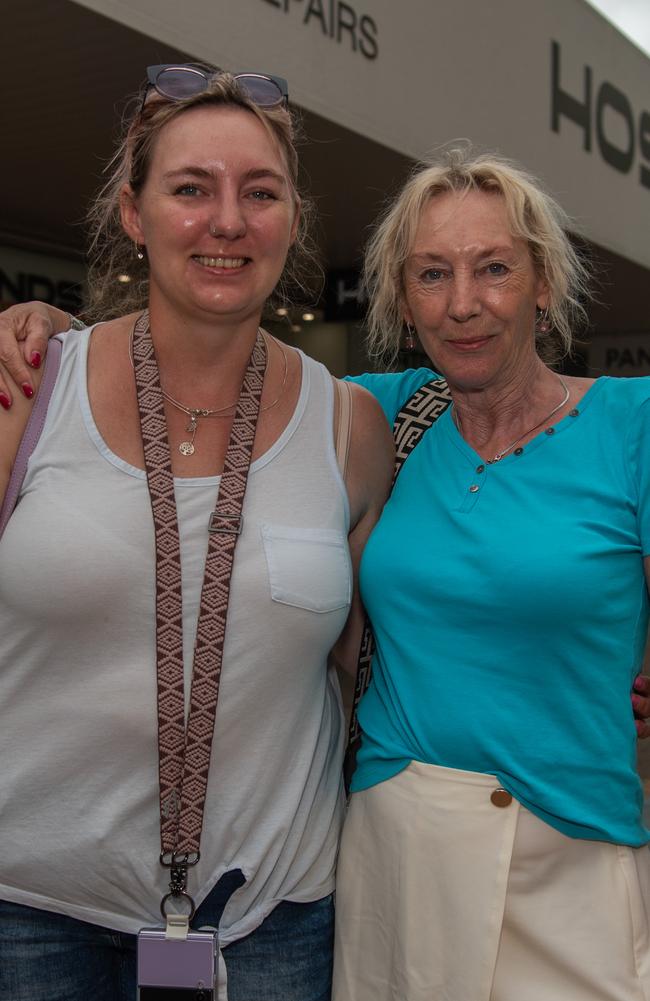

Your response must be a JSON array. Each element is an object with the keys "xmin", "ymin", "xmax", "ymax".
[
  {"xmin": 0, "ymin": 327, "xmax": 350, "ymax": 943},
  {"xmin": 333, "ymin": 761, "xmax": 650, "ymax": 1001}
]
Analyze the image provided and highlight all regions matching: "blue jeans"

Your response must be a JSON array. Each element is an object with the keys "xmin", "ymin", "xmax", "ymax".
[{"xmin": 0, "ymin": 881, "xmax": 333, "ymax": 1001}]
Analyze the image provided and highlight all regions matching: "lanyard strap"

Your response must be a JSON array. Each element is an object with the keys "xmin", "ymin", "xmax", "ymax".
[{"xmin": 132, "ymin": 311, "xmax": 266, "ymax": 895}]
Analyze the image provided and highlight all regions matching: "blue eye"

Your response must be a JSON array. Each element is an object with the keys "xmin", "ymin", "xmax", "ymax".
[
  {"xmin": 247, "ymin": 189, "xmax": 276, "ymax": 200},
  {"xmin": 486, "ymin": 262, "xmax": 507, "ymax": 275},
  {"xmin": 174, "ymin": 184, "xmax": 201, "ymax": 196},
  {"xmin": 422, "ymin": 268, "xmax": 444, "ymax": 282}
]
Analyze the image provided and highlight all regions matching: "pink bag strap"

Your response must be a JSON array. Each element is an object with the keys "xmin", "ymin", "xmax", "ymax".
[
  {"xmin": 132, "ymin": 311, "xmax": 266, "ymax": 915},
  {"xmin": 0, "ymin": 338, "xmax": 63, "ymax": 539}
]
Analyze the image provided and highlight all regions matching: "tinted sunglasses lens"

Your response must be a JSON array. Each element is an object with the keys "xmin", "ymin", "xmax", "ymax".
[
  {"xmin": 235, "ymin": 74, "xmax": 285, "ymax": 107},
  {"xmin": 155, "ymin": 67, "xmax": 208, "ymax": 100}
]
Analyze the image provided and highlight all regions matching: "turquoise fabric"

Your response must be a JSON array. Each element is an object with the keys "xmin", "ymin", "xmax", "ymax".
[{"xmin": 347, "ymin": 371, "xmax": 650, "ymax": 845}]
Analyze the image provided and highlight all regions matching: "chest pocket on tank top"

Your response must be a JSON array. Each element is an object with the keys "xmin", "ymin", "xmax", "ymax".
[{"xmin": 260, "ymin": 523, "xmax": 352, "ymax": 613}]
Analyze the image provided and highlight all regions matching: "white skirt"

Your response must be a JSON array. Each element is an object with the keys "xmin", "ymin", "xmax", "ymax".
[{"xmin": 333, "ymin": 761, "xmax": 650, "ymax": 1001}]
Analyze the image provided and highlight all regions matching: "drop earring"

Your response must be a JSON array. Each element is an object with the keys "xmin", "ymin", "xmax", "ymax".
[
  {"xmin": 135, "ymin": 243, "xmax": 145, "ymax": 261},
  {"xmin": 535, "ymin": 307, "xmax": 551, "ymax": 334},
  {"xmin": 404, "ymin": 323, "xmax": 417, "ymax": 351}
]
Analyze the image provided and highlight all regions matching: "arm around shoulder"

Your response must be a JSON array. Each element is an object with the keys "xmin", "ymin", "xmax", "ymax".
[
  {"xmin": 0, "ymin": 364, "xmax": 47, "ymax": 508},
  {"xmin": 0, "ymin": 302, "xmax": 70, "ymax": 402}
]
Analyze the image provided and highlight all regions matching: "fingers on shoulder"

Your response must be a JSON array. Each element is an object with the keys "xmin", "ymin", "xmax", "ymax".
[
  {"xmin": 0, "ymin": 302, "xmax": 61, "ymax": 344},
  {"xmin": 0, "ymin": 309, "xmax": 58, "ymax": 393}
]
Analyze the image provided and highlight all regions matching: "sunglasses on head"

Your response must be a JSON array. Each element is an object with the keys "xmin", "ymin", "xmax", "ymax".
[{"xmin": 143, "ymin": 64, "xmax": 289, "ymax": 110}]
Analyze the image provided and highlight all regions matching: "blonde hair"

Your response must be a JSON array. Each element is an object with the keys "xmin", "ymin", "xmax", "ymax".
[
  {"xmin": 363, "ymin": 147, "xmax": 591, "ymax": 366},
  {"xmin": 84, "ymin": 70, "xmax": 318, "ymax": 321}
]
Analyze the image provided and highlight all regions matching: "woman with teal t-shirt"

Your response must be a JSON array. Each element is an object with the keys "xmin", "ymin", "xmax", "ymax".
[
  {"xmin": 1, "ymin": 150, "xmax": 650, "ymax": 1001},
  {"xmin": 331, "ymin": 151, "xmax": 650, "ymax": 1001}
]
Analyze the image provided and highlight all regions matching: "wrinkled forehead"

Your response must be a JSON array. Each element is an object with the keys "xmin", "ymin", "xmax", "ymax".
[
  {"xmin": 410, "ymin": 187, "xmax": 535, "ymax": 259},
  {"xmin": 420, "ymin": 186, "xmax": 509, "ymax": 231}
]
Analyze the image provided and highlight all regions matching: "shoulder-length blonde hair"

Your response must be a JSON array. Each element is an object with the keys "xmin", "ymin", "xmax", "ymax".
[
  {"xmin": 84, "ymin": 69, "xmax": 317, "ymax": 321},
  {"xmin": 363, "ymin": 147, "xmax": 591, "ymax": 366}
]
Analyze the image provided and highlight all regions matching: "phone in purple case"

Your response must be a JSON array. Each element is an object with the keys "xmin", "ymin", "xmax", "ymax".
[{"xmin": 137, "ymin": 927, "xmax": 217, "ymax": 1000}]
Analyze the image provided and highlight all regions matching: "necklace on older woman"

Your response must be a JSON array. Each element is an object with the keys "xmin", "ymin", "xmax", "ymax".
[
  {"xmin": 129, "ymin": 324, "xmax": 288, "ymax": 456},
  {"xmin": 452, "ymin": 375, "xmax": 571, "ymax": 464}
]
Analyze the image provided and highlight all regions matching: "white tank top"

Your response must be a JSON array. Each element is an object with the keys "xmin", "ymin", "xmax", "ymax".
[{"xmin": 0, "ymin": 328, "xmax": 350, "ymax": 943}]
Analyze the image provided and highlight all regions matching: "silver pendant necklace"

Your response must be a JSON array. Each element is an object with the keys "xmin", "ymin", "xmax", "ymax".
[
  {"xmin": 453, "ymin": 375, "xmax": 571, "ymax": 464},
  {"xmin": 129, "ymin": 327, "xmax": 288, "ymax": 456}
]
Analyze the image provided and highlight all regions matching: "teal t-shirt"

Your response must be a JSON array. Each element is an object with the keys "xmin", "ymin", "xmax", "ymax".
[{"xmin": 348, "ymin": 371, "xmax": 650, "ymax": 846}]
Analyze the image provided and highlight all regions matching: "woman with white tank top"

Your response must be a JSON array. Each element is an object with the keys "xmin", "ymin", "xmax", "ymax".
[{"xmin": 0, "ymin": 66, "xmax": 393, "ymax": 1001}]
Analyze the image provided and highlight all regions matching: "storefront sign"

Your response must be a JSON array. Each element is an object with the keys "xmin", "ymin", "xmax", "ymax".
[
  {"xmin": 324, "ymin": 269, "xmax": 366, "ymax": 320},
  {"xmin": 0, "ymin": 247, "xmax": 84, "ymax": 314},
  {"xmin": 261, "ymin": 0, "xmax": 378, "ymax": 59},
  {"xmin": 75, "ymin": 0, "xmax": 650, "ymax": 269},
  {"xmin": 552, "ymin": 41, "xmax": 650, "ymax": 190},
  {"xmin": 587, "ymin": 332, "xmax": 650, "ymax": 376}
]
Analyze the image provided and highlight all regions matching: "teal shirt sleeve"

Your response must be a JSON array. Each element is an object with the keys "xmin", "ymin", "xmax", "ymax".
[{"xmin": 345, "ymin": 369, "xmax": 440, "ymax": 425}]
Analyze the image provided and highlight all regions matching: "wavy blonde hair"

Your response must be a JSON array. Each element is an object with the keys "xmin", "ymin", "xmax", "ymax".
[
  {"xmin": 84, "ymin": 69, "xmax": 318, "ymax": 321},
  {"xmin": 363, "ymin": 147, "xmax": 591, "ymax": 366}
]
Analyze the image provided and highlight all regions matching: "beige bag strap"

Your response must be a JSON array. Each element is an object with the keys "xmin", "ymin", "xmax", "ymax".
[{"xmin": 334, "ymin": 378, "xmax": 353, "ymax": 478}]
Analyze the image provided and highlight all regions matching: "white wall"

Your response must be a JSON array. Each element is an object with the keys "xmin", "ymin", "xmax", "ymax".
[{"xmin": 74, "ymin": 0, "xmax": 650, "ymax": 268}]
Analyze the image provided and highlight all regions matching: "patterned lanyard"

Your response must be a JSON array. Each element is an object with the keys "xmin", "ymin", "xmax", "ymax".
[{"xmin": 131, "ymin": 311, "xmax": 266, "ymax": 916}]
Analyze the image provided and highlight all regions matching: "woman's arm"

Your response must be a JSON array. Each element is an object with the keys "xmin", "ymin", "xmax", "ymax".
[
  {"xmin": 329, "ymin": 383, "xmax": 394, "ymax": 719},
  {"xmin": 634, "ymin": 557, "xmax": 650, "ymax": 738},
  {"xmin": 0, "ymin": 302, "xmax": 70, "ymax": 405},
  {"xmin": 0, "ymin": 363, "xmax": 46, "ymax": 506}
]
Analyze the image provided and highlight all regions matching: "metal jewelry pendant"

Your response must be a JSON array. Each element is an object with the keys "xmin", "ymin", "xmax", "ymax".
[{"xmin": 179, "ymin": 411, "xmax": 200, "ymax": 456}]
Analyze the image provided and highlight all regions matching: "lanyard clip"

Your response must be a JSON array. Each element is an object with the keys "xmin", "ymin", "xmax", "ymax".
[{"xmin": 160, "ymin": 850, "xmax": 200, "ymax": 921}]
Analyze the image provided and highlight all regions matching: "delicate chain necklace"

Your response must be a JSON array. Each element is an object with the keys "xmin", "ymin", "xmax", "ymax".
[
  {"xmin": 129, "ymin": 321, "xmax": 288, "ymax": 456},
  {"xmin": 452, "ymin": 375, "xmax": 571, "ymax": 464}
]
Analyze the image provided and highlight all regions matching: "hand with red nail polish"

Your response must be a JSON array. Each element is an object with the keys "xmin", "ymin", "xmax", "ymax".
[
  {"xmin": 0, "ymin": 300, "xmax": 68, "ymax": 406},
  {"xmin": 632, "ymin": 676, "xmax": 650, "ymax": 738},
  {"xmin": 0, "ymin": 392, "xmax": 11, "ymax": 411},
  {"xmin": 21, "ymin": 383, "xmax": 34, "ymax": 400}
]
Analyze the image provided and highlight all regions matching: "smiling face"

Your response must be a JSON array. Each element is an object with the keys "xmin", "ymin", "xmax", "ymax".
[
  {"xmin": 120, "ymin": 104, "xmax": 300, "ymax": 326},
  {"xmin": 402, "ymin": 188, "xmax": 549, "ymax": 392}
]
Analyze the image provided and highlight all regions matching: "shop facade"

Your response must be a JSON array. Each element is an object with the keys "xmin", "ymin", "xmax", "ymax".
[{"xmin": 2, "ymin": 0, "xmax": 649, "ymax": 373}]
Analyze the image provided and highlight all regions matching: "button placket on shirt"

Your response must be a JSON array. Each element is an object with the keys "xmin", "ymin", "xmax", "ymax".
[
  {"xmin": 461, "ymin": 462, "xmax": 487, "ymax": 510},
  {"xmin": 456, "ymin": 405, "xmax": 581, "ymax": 513}
]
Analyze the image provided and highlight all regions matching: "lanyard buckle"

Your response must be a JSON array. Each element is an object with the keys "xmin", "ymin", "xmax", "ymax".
[{"xmin": 208, "ymin": 509, "xmax": 243, "ymax": 534}]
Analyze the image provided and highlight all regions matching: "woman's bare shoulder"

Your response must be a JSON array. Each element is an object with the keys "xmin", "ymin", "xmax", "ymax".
[{"xmin": 340, "ymin": 379, "xmax": 395, "ymax": 528}]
